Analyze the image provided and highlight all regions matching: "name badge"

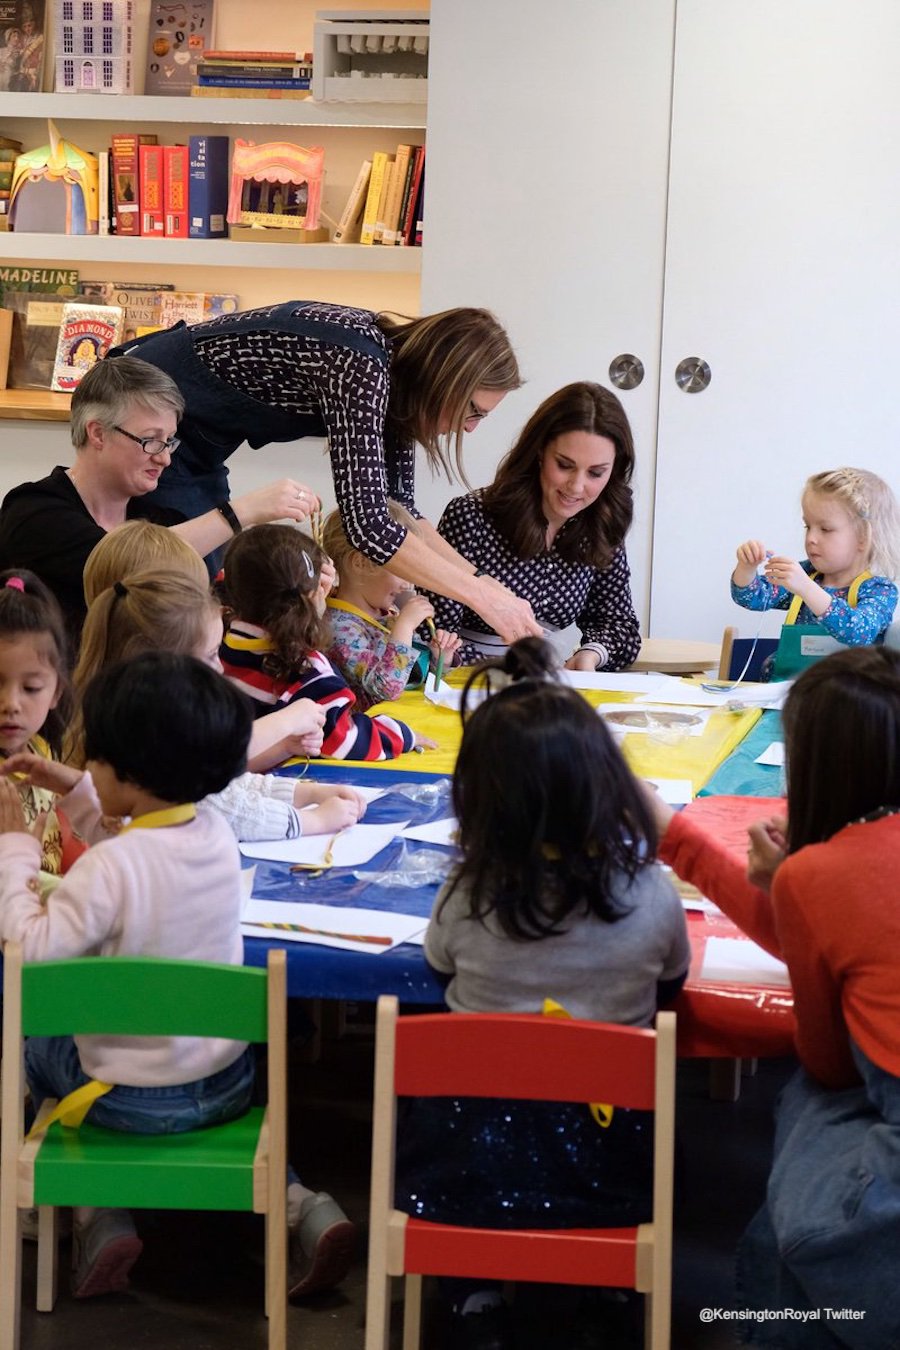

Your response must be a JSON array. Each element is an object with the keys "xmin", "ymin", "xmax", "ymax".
[{"xmin": 799, "ymin": 635, "xmax": 841, "ymax": 657}]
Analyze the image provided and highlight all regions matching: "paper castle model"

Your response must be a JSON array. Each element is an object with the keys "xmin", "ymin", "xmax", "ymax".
[
  {"xmin": 7, "ymin": 119, "xmax": 99, "ymax": 233},
  {"xmin": 227, "ymin": 139, "xmax": 324, "ymax": 231}
]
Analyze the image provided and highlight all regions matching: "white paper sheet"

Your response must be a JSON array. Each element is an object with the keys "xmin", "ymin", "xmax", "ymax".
[
  {"xmin": 423, "ymin": 673, "xmax": 467, "ymax": 711},
  {"xmin": 400, "ymin": 817, "xmax": 459, "ymax": 846},
  {"xmin": 559, "ymin": 670, "xmax": 675, "ymax": 696},
  {"xmin": 238, "ymin": 820, "xmax": 408, "ymax": 866},
  {"xmin": 241, "ymin": 900, "xmax": 426, "ymax": 954},
  {"xmin": 637, "ymin": 680, "xmax": 792, "ymax": 710},
  {"xmin": 643, "ymin": 777, "xmax": 694, "ymax": 807},
  {"xmin": 595, "ymin": 703, "xmax": 711, "ymax": 737},
  {"xmin": 754, "ymin": 742, "xmax": 785, "ymax": 767},
  {"xmin": 701, "ymin": 936, "xmax": 790, "ymax": 988}
]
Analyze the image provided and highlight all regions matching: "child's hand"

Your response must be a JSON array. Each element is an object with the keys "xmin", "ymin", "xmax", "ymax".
[
  {"xmin": 275, "ymin": 700, "xmax": 326, "ymax": 757},
  {"xmin": 430, "ymin": 629, "xmax": 461, "ymax": 666},
  {"xmin": 391, "ymin": 594, "xmax": 434, "ymax": 645},
  {"xmin": 733, "ymin": 540, "xmax": 769, "ymax": 587},
  {"xmin": 0, "ymin": 776, "xmax": 31, "ymax": 836},
  {"xmin": 300, "ymin": 794, "xmax": 364, "ymax": 836},
  {"xmin": 412, "ymin": 733, "xmax": 439, "ymax": 752},
  {"xmin": 318, "ymin": 556, "xmax": 338, "ymax": 599},
  {"xmin": 0, "ymin": 752, "xmax": 83, "ymax": 797},
  {"xmin": 764, "ymin": 556, "xmax": 809, "ymax": 596},
  {"xmin": 746, "ymin": 815, "xmax": 788, "ymax": 892},
  {"xmin": 294, "ymin": 782, "xmax": 368, "ymax": 818}
]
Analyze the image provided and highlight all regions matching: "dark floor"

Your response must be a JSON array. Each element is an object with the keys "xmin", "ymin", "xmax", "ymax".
[{"xmin": 15, "ymin": 1021, "xmax": 792, "ymax": 1349}]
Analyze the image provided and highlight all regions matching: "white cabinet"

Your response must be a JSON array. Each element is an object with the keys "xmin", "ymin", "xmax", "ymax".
[{"xmin": 423, "ymin": 0, "xmax": 900, "ymax": 642}]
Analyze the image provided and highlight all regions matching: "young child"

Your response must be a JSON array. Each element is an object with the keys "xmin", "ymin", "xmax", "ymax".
[
  {"xmin": 0, "ymin": 570, "xmax": 71, "ymax": 876},
  {"xmin": 82, "ymin": 527, "xmax": 327, "ymax": 774},
  {"xmin": 68, "ymin": 568, "xmax": 365, "ymax": 840},
  {"xmin": 732, "ymin": 466, "xmax": 900, "ymax": 678},
  {"xmin": 0, "ymin": 653, "xmax": 357, "ymax": 1302},
  {"xmin": 647, "ymin": 646, "xmax": 900, "ymax": 1348},
  {"xmin": 396, "ymin": 638, "xmax": 689, "ymax": 1349},
  {"xmin": 322, "ymin": 504, "xmax": 460, "ymax": 710},
  {"xmin": 219, "ymin": 523, "xmax": 431, "ymax": 759}
]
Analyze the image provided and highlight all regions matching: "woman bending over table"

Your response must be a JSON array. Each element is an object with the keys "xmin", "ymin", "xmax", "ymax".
[{"xmin": 430, "ymin": 381, "xmax": 642, "ymax": 670}]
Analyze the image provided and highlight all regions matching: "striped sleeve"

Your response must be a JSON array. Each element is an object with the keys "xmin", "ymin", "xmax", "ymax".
[{"xmin": 299, "ymin": 652, "xmax": 416, "ymax": 760}]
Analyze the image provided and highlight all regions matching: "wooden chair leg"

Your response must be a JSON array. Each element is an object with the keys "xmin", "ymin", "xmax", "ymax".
[
  {"xmin": 402, "ymin": 1274, "xmax": 423, "ymax": 1350},
  {"xmin": 35, "ymin": 1207, "xmax": 59, "ymax": 1312},
  {"xmin": 0, "ymin": 1211, "xmax": 22, "ymax": 1350}
]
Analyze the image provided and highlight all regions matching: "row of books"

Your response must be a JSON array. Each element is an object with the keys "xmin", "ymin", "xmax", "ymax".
[
  {"xmin": 103, "ymin": 133, "xmax": 228, "ymax": 238},
  {"xmin": 1, "ymin": 275, "xmax": 239, "ymax": 391},
  {"xmin": 0, "ymin": 138, "xmax": 23, "ymax": 219},
  {"xmin": 334, "ymin": 143, "xmax": 426, "ymax": 247},
  {"xmin": 196, "ymin": 49, "xmax": 312, "ymax": 94}
]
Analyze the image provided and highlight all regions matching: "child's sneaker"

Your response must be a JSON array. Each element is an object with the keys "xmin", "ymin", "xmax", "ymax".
[
  {"xmin": 71, "ymin": 1208, "xmax": 143, "ymax": 1298},
  {"xmin": 287, "ymin": 1191, "xmax": 356, "ymax": 1299}
]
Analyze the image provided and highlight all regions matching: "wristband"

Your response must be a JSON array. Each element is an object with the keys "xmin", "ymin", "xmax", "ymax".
[{"xmin": 216, "ymin": 500, "xmax": 242, "ymax": 536}]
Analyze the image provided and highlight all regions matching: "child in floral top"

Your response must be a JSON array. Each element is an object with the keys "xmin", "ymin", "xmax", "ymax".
[{"xmin": 322, "ymin": 505, "xmax": 460, "ymax": 711}]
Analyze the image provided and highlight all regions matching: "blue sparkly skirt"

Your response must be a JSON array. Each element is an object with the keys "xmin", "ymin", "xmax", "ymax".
[{"xmin": 395, "ymin": 1097, "xmax": 654, "ymax": 1229}]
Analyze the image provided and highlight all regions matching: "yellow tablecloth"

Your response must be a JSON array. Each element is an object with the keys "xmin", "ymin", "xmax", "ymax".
[{"xmin": 314, "ymin": 672, "xmax": 762, "ymax": 797}]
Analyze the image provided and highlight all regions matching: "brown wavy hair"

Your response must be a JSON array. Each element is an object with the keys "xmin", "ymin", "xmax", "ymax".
[
  {"xmin": 221, "ymin": 525, "xmax": 330, "ymax": 683},
  {"xmin": 481, "ymin": 381, "xmax": 635, "ymax": 569},
  {"xmin": 376, "ymin": 307, "xmax": 521, "ymax": 484}
]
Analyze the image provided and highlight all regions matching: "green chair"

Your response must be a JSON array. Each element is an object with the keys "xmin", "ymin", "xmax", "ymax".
[{"xmin": 0, "ymin": 943, "xmax": 287, "ymax": 1350}]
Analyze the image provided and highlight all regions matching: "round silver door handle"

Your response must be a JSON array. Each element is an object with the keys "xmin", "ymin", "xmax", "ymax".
[
  {"xmin": 675, "ymin": 357, "xmax": 711, "ymax": 393},
  {"xmin": 608, "ymin": 354, "xmax": 645, "ymax": 391}
]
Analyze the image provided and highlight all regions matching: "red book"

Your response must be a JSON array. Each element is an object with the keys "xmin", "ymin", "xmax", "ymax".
[
  {"xmin": 163, "ymin": 145, "xmax": 189, "ymax": 238},
  {"xmin": 399, "ymin": 144, "xmax": 425, "ymax": 246},
  {"xmin": 139, "ymin": 143, "xmax": 165, "ymax": 237},
  {"xmin": 110, "ymin": 133, "xmax": 157, "ymax": 237},
  {"xmin": 201, "ymin": 49, "xmax": 308, "ymax": 61}
]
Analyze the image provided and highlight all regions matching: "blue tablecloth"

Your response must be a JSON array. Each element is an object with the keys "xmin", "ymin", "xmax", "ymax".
[{"xmin": 698, "ymin": 708, "xmax": 785, "ymax": 799}]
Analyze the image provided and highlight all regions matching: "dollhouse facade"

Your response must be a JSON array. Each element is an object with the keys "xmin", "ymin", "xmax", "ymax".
[{"xmin": 54, "ymin": 0, "xmax": 135, "ymax": 94}]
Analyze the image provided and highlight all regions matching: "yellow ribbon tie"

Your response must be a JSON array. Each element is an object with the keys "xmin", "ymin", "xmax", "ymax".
[
  {"xmin": 25, "ymin": 1078, "xmax": 113, "ymax": 1140},
  {"xmin": 542, "ymin": 998, "xmax": 614, "ymax": 1127}
]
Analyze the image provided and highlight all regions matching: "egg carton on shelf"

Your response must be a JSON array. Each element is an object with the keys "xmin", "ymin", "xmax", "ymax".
[{"xmin": 313, "ymin": 9, "xmax": 428, "ymax": 104}]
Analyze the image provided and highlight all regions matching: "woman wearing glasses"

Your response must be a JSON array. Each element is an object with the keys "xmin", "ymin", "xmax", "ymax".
[
  {"xmin": 429, "ymin": 382, "xmax": 643, "ymax": 671},
  {"xmin": 108, "ymin": 301, "xmax": 542, "ymax": 648},
  {"xmin": 0, "ymin": 358, "xmax": 317, "ymax": 647}
]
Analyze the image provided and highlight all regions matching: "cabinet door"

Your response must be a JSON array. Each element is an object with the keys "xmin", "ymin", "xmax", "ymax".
[
  {"xmin": 421, "ymin": 0, "xmax": 675, "ymax": 628},
  {"xmin": 651, "ymin": 0, "xmax": 900, "ymax": 641}
]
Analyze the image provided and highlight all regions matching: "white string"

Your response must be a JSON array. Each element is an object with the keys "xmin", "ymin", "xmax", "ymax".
[{"xmin": 702, "ymin": 569, "xmax": 773, "ymax": 694}]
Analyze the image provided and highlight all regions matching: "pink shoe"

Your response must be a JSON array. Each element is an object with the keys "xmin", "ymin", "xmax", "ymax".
[{"xmin": 72, "ymin": 1209, "xmax": 143, "ymax": 1298}]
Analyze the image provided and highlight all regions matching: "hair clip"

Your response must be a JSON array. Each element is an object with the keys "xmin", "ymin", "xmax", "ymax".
[
  {"xmin": 113, "ymin": 581, "xmax": 128, "ymax": 598},
  {"xmin": 300, "ymin": 550, "xmax": 315, "ymax": 579},
  {"xmin": 4, "ymin": 577, "xmax": 25, "ymax": 591}
]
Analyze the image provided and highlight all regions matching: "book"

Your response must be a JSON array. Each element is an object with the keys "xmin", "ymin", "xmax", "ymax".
[
  {"xmin": 156, "ymin": 291, "xmax": 239, "ymax": 327},
  {"xmin": 50, "ymin": 301, "xmax": 124, "ymax": 393},
  {"xmin": 197, "ymin": 61, "xmax": 311, "ymax": 79},
  {"xmin": 400, "ymin": 144, "xmax": 426, "ymax": 246},
  {"xmin": 188, "ymin": 133, "xmax": 229, "ymax": 238},
  {"xmin": 0, "ymin": 0, "xmax": 45, "ymax": 94},
  {"xmin": 395, "ymin": 142, "xmax": 422, "ymax": 247},
  {"xmin": 333, "ymin": 158, "xmax": 372, "ymax": 244},
  {"xmin": 196, "ymin": 75, "xmax": 311, "ymax": 89},
  {"xmin": 0, "ymin": 265, "xmax": 78, "ymax": 305},
  {"xmin": 111, "ymin": 133, "xmax": 156, "ymax": 237},
  {"xmin": 97, "ymin": 150, "xmax": 110, "ymax": 236},
  {"xmin": 189, "ymin": 85, "xmax": 311, "ymax": 100},
  {"xmin": 360, "ymin": 150, "xmax": 390, "ymax": 246},
  {"xmin": 3, "ymin": 291, "xmax": 68, "ymax": 389},
  {"xmin": 145, "ymin": 0, "xmax": 215, "ymax": 96},
  {"xmin": 139, "ymin": 142, "xmax": 165, "ymax": 237},
  {"xmin": 413, "ymin": 160, "xmax": 425, "ymax": 247},
  {"xmin": 78, "ymin": 282, "xmax": 174, "ymax": 343},
  {"xmin": 372, "ymin": 155, "xmax": 397, "ymax": 245},
  {"xmin": 202, "ymin": 49, "xmax": 306, "ymax": 61},
  {"xmin": 163, "ymin": 144, "xmax": 189, "ymax": 237},
  {"xmin": 381, "ymin": 142, "xmax": 413, "ymax": 246},
  {"xmin": 0, "ymin": 138, "xmax": 24, "ymax": 153}
]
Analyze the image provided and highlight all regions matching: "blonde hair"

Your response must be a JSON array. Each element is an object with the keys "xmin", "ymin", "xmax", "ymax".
[
  {"xmin": 376, "ymin": 307, "xmax": 521, "ymax": 483},
  {"xmin": 66, "ymin": 569, "xmax": 222, "ymax": 766},
  {"xmin": 322, "ymin": 500, "xmax": 420, "ymax": 586},
  {"xmin": 83, "ymin": 520, "xmax": 208, "ymax": 605},
  {"xmin": 804, "ymin": 467, "xmax": 900, "ymax": 581}
]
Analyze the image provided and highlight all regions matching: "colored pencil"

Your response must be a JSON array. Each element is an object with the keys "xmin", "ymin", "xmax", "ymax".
[{"xmin": 249, "ymin": 919, "xmax": 391, "ymax": 946}]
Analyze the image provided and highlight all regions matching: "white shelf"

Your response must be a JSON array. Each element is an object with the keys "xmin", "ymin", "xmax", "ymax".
[
  {"xmin": 0, "ymin": 232, "xmax": 422, "ymax": 272},
  {"xmin": 1, "ymin": 92, "xmax": 427, "ymax": 129}
]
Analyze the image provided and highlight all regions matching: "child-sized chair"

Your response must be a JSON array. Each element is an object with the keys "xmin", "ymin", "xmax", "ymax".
[
  {"xmin": 0, "ymin": 944, "xmax": 287, "ymax": 1350},
  {"xmin": 365, "ymin": 996, "xmax": 676, "ymax": 1350},
  {"xmin": 718, "ymin": 626, "xmax": 779, "ymax": 682}
]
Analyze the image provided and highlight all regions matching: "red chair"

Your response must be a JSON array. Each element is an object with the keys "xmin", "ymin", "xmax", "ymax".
[{"xmin": 365, "ymin": 996, "xmax": 676, "ymax": 1350}]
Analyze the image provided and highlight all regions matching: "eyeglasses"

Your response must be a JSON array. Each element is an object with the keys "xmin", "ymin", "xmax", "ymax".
[
  {"xmin": 465, "ymin": 399, "xmax": 490, "ymax": 424},
  {"xmin": 113, "ymin": 425, "xmax": 181, "ymax": 457}
]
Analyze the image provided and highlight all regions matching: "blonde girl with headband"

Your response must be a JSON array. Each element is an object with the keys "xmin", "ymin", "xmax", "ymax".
[
  {"xmin": 219, "ymin": 524, "xmax": 431, "ymax": 760},
  {"xmin": 322, "ymin": 504, "xmax": 460, "ymax": 711},
  {"xmin": 68, "ymin": 570, "xmax": 366, "ymax": 840},
  {"xmin": 732, "ymin": 466, "xmax": 900, "ymax": 679}
]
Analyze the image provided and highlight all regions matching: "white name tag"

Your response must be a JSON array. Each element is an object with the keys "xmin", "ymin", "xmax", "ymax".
[{"xmin": 799, "ymin": 635, "xmax": 842, "ymax": 657}]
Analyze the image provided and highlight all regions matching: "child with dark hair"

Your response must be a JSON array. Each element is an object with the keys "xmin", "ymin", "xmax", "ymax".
[
  {"xmin": 0, "ymin": 569, "xmax": 72, "ymax": 876},
  {"xmin": 647, "ymin": 646, "xmax": 900, "ymax": 1348},
  {"xmin": 396, "ymin": 637, "xmax": 689, "ymax": 1349},
  {"xmin": 0, "ymin": 652, "xmax": 356, "ymax": 1303},
  {"xmin": 219, "ymin": 523, "xmax": 430, "ymax": 760}
]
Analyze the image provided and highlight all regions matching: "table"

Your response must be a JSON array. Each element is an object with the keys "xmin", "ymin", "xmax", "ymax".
[
  {"xmin": 242, "ymin": 761, "xmax": 797, "ymax": 1065},
  {"xmin": 629, "ymin": 637, "xmax": 721, "ymax": 674}
]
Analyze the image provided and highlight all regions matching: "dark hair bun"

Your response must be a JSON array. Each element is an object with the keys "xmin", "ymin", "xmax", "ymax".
[{"xmin": 503, "ymin": 636, "xmax": 559, "ymax": 682}]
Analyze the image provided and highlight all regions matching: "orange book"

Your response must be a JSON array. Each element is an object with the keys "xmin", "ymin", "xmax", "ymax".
[
  {"xmin": 139, "ymin": 144, "xmax": 165, "ymax": 237},
  {"xmin": 163, "ymin": 145, "xmax": 189, "ymax": 238},
  {"xmin": 111, "ymin": 133, "xmax": 157, "ymax": 238}
]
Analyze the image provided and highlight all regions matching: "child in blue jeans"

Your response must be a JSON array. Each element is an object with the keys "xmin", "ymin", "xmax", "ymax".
[{"xmin": 0, "ymin": 653, "xmax": 355, "ymax": 1300}]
